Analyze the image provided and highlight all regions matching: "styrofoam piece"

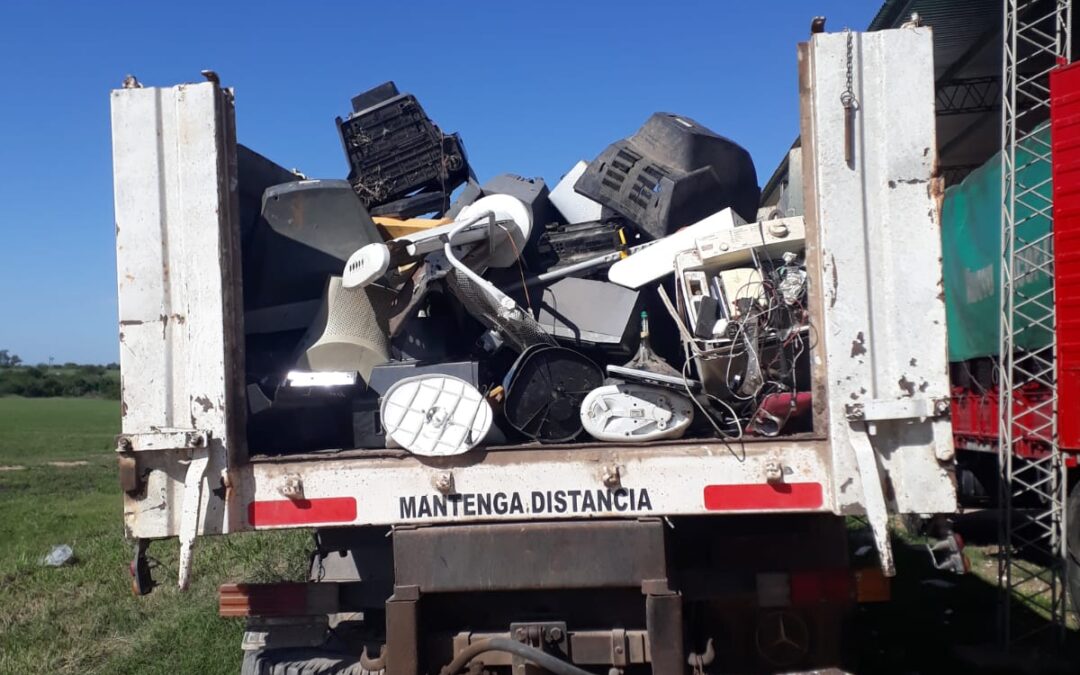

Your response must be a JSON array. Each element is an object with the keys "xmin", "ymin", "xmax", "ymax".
[
  {"xmin": 580, "ymin": 383, "xmax": 694, "ymax": 442},
  {"xmin": 343, "ymin": 242, "xmax": 391, "ymax": 288},
  {"xmin": 549, "ymin": 160, "xmax": 603, "ymax": 224},
  {"xmin": 380, "ymin": 375, "xmax": 492, "ymax": 456},
  {"xmin": 607, "ymin": 208, "xmax": 745, "ymax": 289}
]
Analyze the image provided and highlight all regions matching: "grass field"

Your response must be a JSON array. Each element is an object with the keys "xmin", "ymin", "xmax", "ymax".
[
  {"xmin": 0, "ymin": 397, "xmax": 308, "ymax": 675},
  {"xmin": 2, "ymin": 397, "xmax": 1077, "ymax": 673}
]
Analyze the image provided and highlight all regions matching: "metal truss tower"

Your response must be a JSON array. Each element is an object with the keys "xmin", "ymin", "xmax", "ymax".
[{"xmin": 999, "ymin": 0, "xmax": 1072, "ymax": 645}]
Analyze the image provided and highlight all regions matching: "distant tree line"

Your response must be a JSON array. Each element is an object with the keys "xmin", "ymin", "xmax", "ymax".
[{"xmin": 0, "ymin": 351, "xmax": 120, "ymax": 399}]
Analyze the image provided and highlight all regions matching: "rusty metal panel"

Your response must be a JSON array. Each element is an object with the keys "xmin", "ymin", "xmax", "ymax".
[
  {"xmin": 392, "ymin": 520, "xmax": 667, "ymax": 592},
  {"xmin": 800, "ymin": 27, "xmax": 956, "ymax": 517}
]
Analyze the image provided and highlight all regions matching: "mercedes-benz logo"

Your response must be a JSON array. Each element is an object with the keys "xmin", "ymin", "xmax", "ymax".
[{"xmin": 755, "ymin": 610, "xmax": 810, "ymax": 667}]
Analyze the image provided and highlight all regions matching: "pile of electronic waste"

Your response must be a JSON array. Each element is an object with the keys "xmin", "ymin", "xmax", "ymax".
[{"xmin": 241, "ymin": 82, "xmax": 811, "ymax": 457}]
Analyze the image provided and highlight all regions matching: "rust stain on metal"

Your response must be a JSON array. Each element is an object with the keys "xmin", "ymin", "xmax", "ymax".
[
  {"xmin": 157, "ymin": 313, "xmax": 182, "ymax": 325},
  {"xmin": 888, "ymin": 178, "xmax": 927, "ymax": 189},
  {"xmin": 850, "ymin": 331, "xmax": 867, "ymax": 357},
  {"xmin": 898, "ymin": 376, "xmax": 916, "ymax": 397},
  {"xmin": 919, "ymin": 381, "xmax": 930, "ymax": 393},
  {"xmin": 909, "ymin": 358, "xmax": 918, "ymax": 367},
  {"xmin": 829, "ymin": 254, "xmax": 838, "ymax": 308},
  {"xmin": 194, "ymin": 395, "xmax": 215, "ymax": 413},
  {"xmin": 929, "ymin": 175, "xmax": 945, "ymax": 227},
  {"xmin": 223, "ymin": 471, "xmax": 235, "ymax": 502}
]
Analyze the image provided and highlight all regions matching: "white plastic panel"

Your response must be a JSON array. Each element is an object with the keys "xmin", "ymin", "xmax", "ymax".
[
  {"xmin": 549, "ymin": 160, "xmax": 603, "ymax": 224},
  {"xmin": 580, "ymin": 384, "xmax": 694, "ymax": 442},
  {"xmin": 381, "ymin": 375, "xmax": 492, "ymax": 456}
]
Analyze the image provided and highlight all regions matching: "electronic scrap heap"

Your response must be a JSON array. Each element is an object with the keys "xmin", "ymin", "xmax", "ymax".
[{"xmin": 111, "ymin": 25, "xmax": 955, "ymax": 674}]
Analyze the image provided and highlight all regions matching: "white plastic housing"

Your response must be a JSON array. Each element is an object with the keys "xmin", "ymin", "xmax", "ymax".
[
  {"xmin": 381, "ymin": 375, "xmax": 493, "ymax": 457},
  {"xmin": 581, "ymin": 384, "xmax": 694, "ymax": 442}
]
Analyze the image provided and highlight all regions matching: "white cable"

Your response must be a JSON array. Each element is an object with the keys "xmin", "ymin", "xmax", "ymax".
[{"xmin": 442, "ymin": 211, "xmax": 525, "ymax": 318}]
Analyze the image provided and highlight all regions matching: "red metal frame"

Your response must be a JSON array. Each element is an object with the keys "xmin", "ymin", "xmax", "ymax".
[
  {"xmin": 950, "ymin": 384, "xmax": 1072, "ymax": 461},
  {"xmin": 1051, "ymin": 60, "xmax": 1080, "ymax": 450}
]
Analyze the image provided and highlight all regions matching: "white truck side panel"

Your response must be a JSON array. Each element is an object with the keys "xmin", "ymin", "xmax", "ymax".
[
  {"xmin": 111, "ymin": 82, "xmax": 244, "ymax": 539},
  {"xmin": 112, "ymin": 81, "xmax": 239, "ymax": 438},
  {"xmin": 803, "ymin": 28, "xmax": 956, "ymax": 515}
]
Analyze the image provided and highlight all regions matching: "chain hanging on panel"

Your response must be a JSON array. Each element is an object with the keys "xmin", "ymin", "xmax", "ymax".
[{"xmin": 840, "ymin": 29, "xmax": 860, "ymax": 167}]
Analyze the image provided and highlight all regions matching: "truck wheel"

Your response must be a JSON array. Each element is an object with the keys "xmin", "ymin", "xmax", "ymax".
[
  {"xmin": 1068, "ymin": 480, "xmax": 1080, "ymax": 618},
  {"xmin": 241, "ymin": 648, "xmax": 379, "ymax": 675}
]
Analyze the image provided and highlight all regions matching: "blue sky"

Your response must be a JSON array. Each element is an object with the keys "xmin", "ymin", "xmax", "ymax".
[{"xmin": 0, "ymin": 1, "xmax": 878, "ymax": 365}]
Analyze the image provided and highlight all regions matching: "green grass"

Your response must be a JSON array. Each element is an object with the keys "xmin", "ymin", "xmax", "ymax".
[
  {"xmin": 0, "ymin": 397, "xmax": 119, "ymax": 464},
  {"xmin": 6, "ymin": 399, "xmax": 1079, "ymax": 673},
  {"xmin": 0, "ymin": 397, "xmax": 309, "ymax": 675}
]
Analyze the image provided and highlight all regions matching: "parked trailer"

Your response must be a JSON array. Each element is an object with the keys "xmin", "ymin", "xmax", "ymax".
[
  {"xmin": 943, "ymin": 57, "xmax": 1080, "ymax": 620},
  {"xmin": 111, "ymin": 27, "xmax": 955, "ymax": 673}
]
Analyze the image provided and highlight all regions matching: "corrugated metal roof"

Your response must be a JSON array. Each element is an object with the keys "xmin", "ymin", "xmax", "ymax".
[
  {"xmin": 870, "ymin": 0, "xmax": 1001, "ymax": 79},
  {"xmin": 763, "ymin": 0, "xmax": 1003, "ymax": 202}
]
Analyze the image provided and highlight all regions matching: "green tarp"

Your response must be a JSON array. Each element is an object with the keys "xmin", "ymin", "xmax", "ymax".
[{"xmin": 941, "ymin": 126, "xmax": 1053, "ymax": 361}]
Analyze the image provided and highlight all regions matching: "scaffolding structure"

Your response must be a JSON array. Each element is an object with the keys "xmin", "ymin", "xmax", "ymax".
[{"xmin": 999, "ymin": 0, "xmax": 1072, "ymax": 644}]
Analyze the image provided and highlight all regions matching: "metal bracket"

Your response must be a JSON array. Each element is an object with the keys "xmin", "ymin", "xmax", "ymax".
[
  {"xmin": 115, "ymin": 431, "xmax": 212, "ymax": 503},
  {"xmin": 130, "ymin": 538, "xmax": 154, "ymax": 595},
  {"xmin": 850, "ymin": 430, "xmax": 895, "ymax": 576},
  {"xmin": 845, "ymin": 397, "xmax": 949, "ymax": 436},
  {"xmin": 117, "ymin": 429, "xmax": 211, "ymax": 453},
  {"xmin": 845, "ymin": 397, "xmax": 949, "ymax": 422},
  {"xmin": 509, "ymin": 621, "xmax": 568, "ymax": 675},
  {"xmin": 609, "ymin": 628, "xmax": 629, "ymax": 668},
  {"xmin": 118, "ymin": 453, "xmax": 141, "ymax": 494},
  {"xmin": 178, "ymin": 454, "xmax": 210, "ymax": 590}
]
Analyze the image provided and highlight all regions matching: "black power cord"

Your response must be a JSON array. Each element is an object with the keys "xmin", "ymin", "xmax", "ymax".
[{"xmin": 440, "ymin": 638, "xmax": 594, "ymax": 675}]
